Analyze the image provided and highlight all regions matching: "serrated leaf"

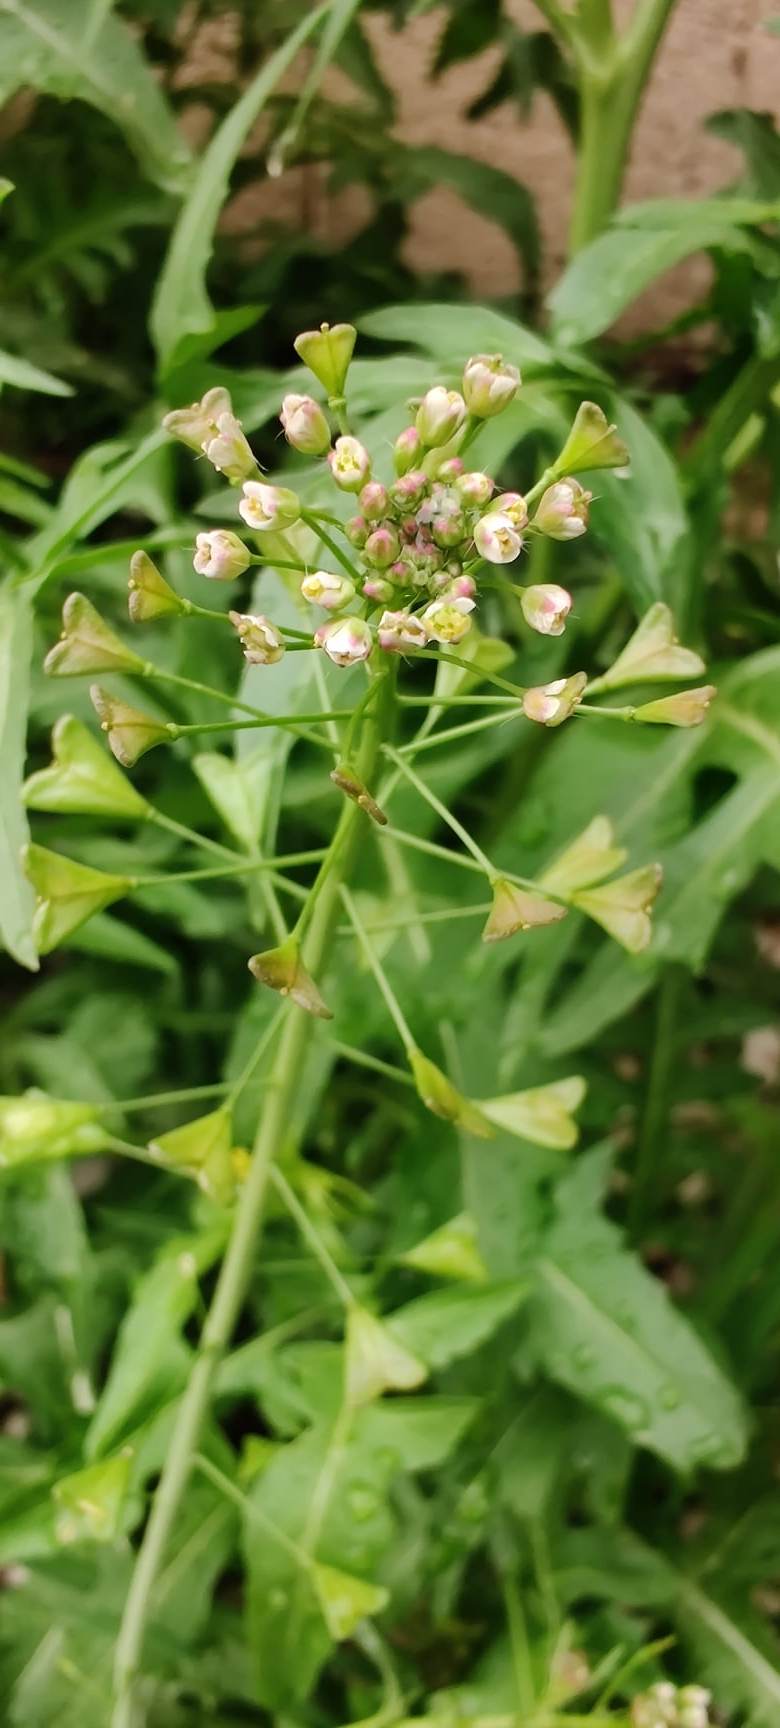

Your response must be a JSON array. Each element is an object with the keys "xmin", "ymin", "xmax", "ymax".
[{"xmin": 530, "ymin": 1150, "xmax": 748, "ymax": 1473}]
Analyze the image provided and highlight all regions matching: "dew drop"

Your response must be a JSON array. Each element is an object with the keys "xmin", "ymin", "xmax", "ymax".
[
  {"xmin": 269, "ymin": 1588, "xmax": 288, "ymax": 1611},
  {"xmin": 349, "ymin": 1487, "xmax": 379, "ymax": 1521},
  {"xmin": 601, "ymin": 1386, "xmax": 649, "ymax": 1431},
  {"xmin": 660, "ymin": 1384, "xmax": 680, "ymax": 1410},
  {"xmin": 573, "ymin": 1342, "xmax": 595, "ymax": 1371}
]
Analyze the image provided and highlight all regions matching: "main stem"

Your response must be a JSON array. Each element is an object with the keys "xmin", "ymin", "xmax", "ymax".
[
  {"xmin": 567, "ymin": 0, "xmax": 678, "ymax": 252},
  {"xmin": 111, "ymin": 671, "xmax": 393, "ymax": 1728}
]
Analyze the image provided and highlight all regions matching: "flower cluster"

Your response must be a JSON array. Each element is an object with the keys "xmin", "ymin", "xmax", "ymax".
[
  {"xmin": 631, "ymin": 1682, "xmax": 712, "ymax": 1728},
  {"xmin": 164, "ymin": 326, "xmax": 629, "ymax": 673}
]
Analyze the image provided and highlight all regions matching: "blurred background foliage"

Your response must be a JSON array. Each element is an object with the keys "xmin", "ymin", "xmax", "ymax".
[{"xmin": 1, "ymin": 3, "xmax": 780, "ymax": 1725}]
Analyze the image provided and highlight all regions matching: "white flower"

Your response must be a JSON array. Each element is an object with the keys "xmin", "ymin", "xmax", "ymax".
[
  {"xmin": 229, "ymin": 611, "xmax": 285, "ymax": 665},
  {"xmin": 421, "ymin": 595, "xmax": 475, "ymax": 645},
  {"xmin": 300, "ymin": 570, "xmax": 355, "ymax": 610},
  {"xmin": 238, "ymin": 481, "xmax": 300, "ymax": 532},
  {"xmin": 473, "ymin": 511, "xmax": 523, "ymax": 564},
  {"xmin": 377, "ymin": 610, "xmax": 428, "ymax": 653},
  {"xmin": 315, "ymin": 616, "xmax": 373, "ymax": 666},
  {"xmin": 193, "ymin": 530, "xmax": 251, "ymax": 581}
]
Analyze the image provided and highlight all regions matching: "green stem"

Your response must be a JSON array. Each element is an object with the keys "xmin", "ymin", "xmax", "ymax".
[
  {"xmin": 382, "ymin": 744, "xmax": 495, "ymax": 878},
  {"xmin": 340, "ymin": 883, "xmax": 415, "ymax": 1052},
  {"xmin": 167, "ymin": 708, "xmax": 354, "ymax": 740},
  {"xmin": 301, "ymin": 509, "xmax": 362, "ymax": 584},
  {"xmin": 146, "ymin": 666, "xmax": 331, "ymax": 752},
  {"xmin": 111, "ymin": 663, "xmax": 393, "ymax": 1728},
  {"xmin": 629, "ymin": 964, "xmax": 684, "ymax": 1234},
  {"xmin": 568, "ymin": 0, "xmax": 678, "ymax": 253}
]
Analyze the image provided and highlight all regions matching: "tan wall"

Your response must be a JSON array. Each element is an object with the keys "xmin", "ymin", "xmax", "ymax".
[{"xmin": 215, "ymin": 1, "xmax": 780, "ymax": 326}]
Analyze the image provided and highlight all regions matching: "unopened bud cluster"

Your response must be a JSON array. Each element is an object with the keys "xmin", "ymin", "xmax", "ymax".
[{"xmin": 631, "ymin": 1682, "xmax": 712, "ymax": 1728}]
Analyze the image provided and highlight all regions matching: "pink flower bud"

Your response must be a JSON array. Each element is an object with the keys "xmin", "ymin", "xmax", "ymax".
[
  {"xmin": 490, "ymin": 490, "xmax": 528, "ymax": 530},
  {"xmin": 534, "ymin": 478, "xmax": 591, "ymax": 540},
  {"xmin": 441, "ymin": 573, "xmax": 476, "ymax": 601},
  {"xmin": 393, "ymin": 425, "xmax": 422, "ymax": 476},
  {"xmin": 229, "ymin": 611, "xmax": 285, "ymax": 665},
  {"xmin": 522, "ymin": 672, "xmax": 587, "ymax": 727},
  {"xmin": 456, "ymin": 470, "xmax": 493, "ymax": 507},
  {"xmin": 280, "ymin": 393, "xmax": 331, "ymax": 457},
  {"xmin": 238, "ymin": 481, "xmax": 300, "ymax": 532},
  {"xmin": 389, "ymin": 471, "xmax": 428, "ymax": 512},
  {"xmin": 345, "ymin": 514, "xmax": 368, "ymax": 548},
  {"xmin": 193, "ymin": 529, "xmax": 251, "ymax": 581},
  {"xmin": 315, "ymin": 616, "xmax": 373, "ymax": 667},
  {"xmin": 463, "ymin": 353, "xmax": 520, "ymax": 417},
  {"xmin": 421, "ymin": 595, "xmax": 475, "ymax": 644},
  {"xmin": 416, "ymin": 386, "xmax": 467, "ymax": 449},
  {"xmin": 201, "ymin": 411, "xmax": 257, "ymax": 484},
  {"xmin": 437, "ymin": 457, "xmax": 465, "ymax": 480},
  {"xmin": 377, "ymin": 610, "xmax": 428, "ymax": 652},
  {"xmin": 432, "ymin": 508, "xmax": 466, "ymax": 549},
  {"xmin": 473, "ymin": 511, "xmax": 523, "ymax": 564},
  {"xmin": 364, "ymin": 525, "xmax": 400, "ymax": 569},
  {"xmin": 520, "ymin": 583, "xmax": 573, "ymax": 637},
  {"xmin": 359, "ymin": 480, "xmax": 389, "ymax": 520},
  {"xmin": 328, "ymin": 436, "xmax": 371, "ymax": 492},
  {"xmin": 362, "ymin": 576, "xmax": 395, "ymax": 603},
  {"xmin": 300, "ymin": 569, "xmax": 355, "ymax": 610}
]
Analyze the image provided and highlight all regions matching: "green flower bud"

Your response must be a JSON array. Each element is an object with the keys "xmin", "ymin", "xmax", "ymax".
[
  {"xmin": 248, "ymin": 934, "xmax": 332, "ymax": 1018},
  {"xmin": 24, "ymin": 843, "xmax": 131, "ymax": 953},
  {"xmin": 393, "ymin": 425, "xmax": 422, "ymax": 476},
  {"xmin": 24, "ymin": 715, "xmax": 150, "ymax": 818},
  {"xmin": 482, "ymin": 877, "xmax": 567, "ymax": 943},
  {"xmin": 364, "ymin": 525, "xmax": 400, "ymax": 570},
  {"xmin": 90, "ymin": 686, "xmax": 171, "ymax": 768},
  {"xmin": 293, "ymin": 322, "xmax": 356, "ymax": 398},
  {"xmin": 45, "ymin": 592, "xmax": 144, "ymax": 677},
  {"xmin": 128, "ymin": 550, "xmax": 185, "ymax": 621},
  {"xmin": 463, "ymin": 353, "xmax": 520, "ymax": 417},
  {"xmin": 555, "ymin": 400, "xmax": 630, "ymax": 473},
  {"xmin": 359, "ymin": 480, "xmax": 389, "ymax": 520},
  {"xmin": 162, "ymin": 386, "xmax": 232, "ymax": 453}
]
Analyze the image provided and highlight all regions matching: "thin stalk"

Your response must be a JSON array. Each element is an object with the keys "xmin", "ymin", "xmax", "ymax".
[
  {"xmin": 399, "ymin": 694, "xmax": 516, "ymax": 709},
  {"xmin": 167, "ymin": 709, "xmax": 354, "ymax": 740},
  {"xmin": 111, "ymin": 664, "xmax": 394, "ymax": 1728},
  {"xmin": 193, "ymin": 1454, "xmax": 307, "ymax": 1567},
  {"xmin": 419, "ymin": 649, "xmax": 526, "ymax": 701},
  {"xmin": 382, "ymin": 826, "xmax": 557, "ymax": 902},
  {"xmin": 382, "ymin": 744, "xmax": 495, "ymax": 878},
  {"xmin": 99, "ymin": 1083, "xmax": 229, "ymax": 1114},
  {"xmin": 146, "ymin": 665, "xmax": 331, "ymax": 752},
  {"xmin": 301, "ymin": 509, "xmax": 362, "ymax": 583},
  {"xmin": 340, "ymin": 884, "xmax": 415, "ymax": 1053},
  {"xmin": 334, "ymin": 902, "xmax": 490, "ymax": 937},
  {"xmin": 270, "ymin": 1165, "xmax": 355, "ymax": 1308},
  {"xmin": 329, "ymin": 1039, "xmax": 415, "ymax": 1089},
  {"xmin": 396, "ymin": 708, "xmax": 518, "ymax": 757},
  {"xmin": 630, "ymin": 965, "xmax": 685, "ymax": 1234}
]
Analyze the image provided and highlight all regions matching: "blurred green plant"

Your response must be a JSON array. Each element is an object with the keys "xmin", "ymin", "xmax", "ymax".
[{"xmin": 1, "ymin": 4, "xmax": 780, "ymax": 1727}]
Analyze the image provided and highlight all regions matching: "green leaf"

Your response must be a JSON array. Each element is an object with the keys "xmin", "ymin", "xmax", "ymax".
[
  {"xmin": 0, "ymin": 585, "xmax": 37, "ymax": 969},
  {"xmin": 388, "ymin": 1281, "xmax": 529, "ymax": 1370},
  {"xmin": 193, "ymin": 751, "xmax": 270, "ymax": 853},
  {"xmin": 359, "ymin": 300, "xmax": 553, "ymax": 373},
  {"xmin": 151, "ymin": 4, "xmax": 327, "ymax": 371},
  {"xmin": 550, "ymin": 196, "xmax": 780, "ymax": 344},
  {"xmin": 0, "ymin": 349, "xmax": 73, "ymax": 396},
  {"xmin": 0, "ymin": 0, "xmax": 191, "ymax": 193},
  {"xmin": 86, "ymin": 1229, "xmax": 225, "ymax": 1458},
  {"xmin": 311, "ymin": 1561, "xmax": 388, "ymax": 1640},
  {"xmin": 398, "ymin": 1212, "xmax": 488, "ymax": 1282},
  {"xmin": 52, "ymin": 1448, "xmax": 133, "ymax": 1545},
  {"xmin": 530, "ymin": 1149, "xmax": 748, "ymax": 1473},
  {"xmin": 676, "ymin": 1574, "xmax": 780, "ymax": 1728}
]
